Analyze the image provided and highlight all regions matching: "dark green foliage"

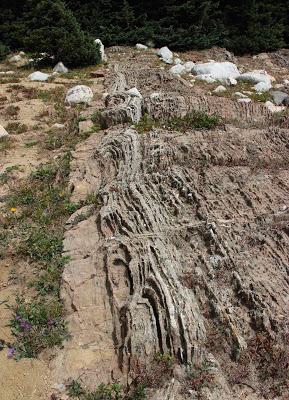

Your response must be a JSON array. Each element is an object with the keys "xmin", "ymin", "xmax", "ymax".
[
  {"xmin": 0, "ymin": 42, "xmax": 9, "ymax": 60},
  {"xmin": 23, "ymin": 0, "xmax": 101, "ymax": 67},
  {"xmin": 1, "ymin": 0, "xmax": 289, "ymax": 58},
  {"xmin": 135, "ymin": 112, "xmax": 220, "ymax": 133}
]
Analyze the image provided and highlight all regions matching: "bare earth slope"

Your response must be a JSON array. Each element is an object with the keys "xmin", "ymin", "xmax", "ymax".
[{"xmin": 51, "ymin": 49, "xmax": 289, "ymax": 399}]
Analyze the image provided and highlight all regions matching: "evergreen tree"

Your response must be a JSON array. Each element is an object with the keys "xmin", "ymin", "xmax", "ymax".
[{"xmin": 23, "ymin": 0, "xmax": 100, "ymax": 67}]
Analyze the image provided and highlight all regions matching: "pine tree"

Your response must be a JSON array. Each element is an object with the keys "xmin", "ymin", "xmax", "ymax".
[{"xmin": 24, "ymin": 0, "xmax": 101, "ymax": 67}]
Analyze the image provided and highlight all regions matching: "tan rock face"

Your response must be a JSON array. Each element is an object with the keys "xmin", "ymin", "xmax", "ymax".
[{"xmin": 52, "ymin": 55, "xmax": 289, "ymax": 399}]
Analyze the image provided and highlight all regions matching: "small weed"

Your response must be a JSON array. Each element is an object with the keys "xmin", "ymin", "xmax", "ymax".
[
  {"xmin": 0, "ymin": 165, "xmax": 20, "ymax": 184},
  {"xmin": 0, "ymin": 138, "xmax": 13, "ymax": 152},
  {"xmin": 135, "ymin": 112, "xmax": 220, "ymax": 133},
  {"xmin": 5, "ymin": 105, "xmax": 20, "ymax": 118},
  {"xmin": 25, "ymin": 140, "xmax": 38, "ymax": 147},
  {"xmin": 8, "ymin": 295, "xmax": 67, "ymax": 358},
  {"xmin": 130, "ymin": 353, "xmax": 174, "ymax": 389},
  {"xmin": 67, "ymin": 381, "xmax": 146, "ymax": 400},
  {"xmin": 182, "ymin": 360, "xmax": 216, "ymax": 394},
  {"xmin": 5, "ymin": 122, "xmax": 28, "ymax": 134},
  {"xmin": 250, "ymin": 92, "xmax": 272, "ymax": 103}
]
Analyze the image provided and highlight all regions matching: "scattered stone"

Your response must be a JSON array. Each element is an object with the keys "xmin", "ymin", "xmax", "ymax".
[
  {"xmin": 136, "ymin": 43, "xmax": 148, "ymax": 50},
  {"xmin": 52, "ymin": 123, "xmax": 66, "ymax": 130},
  {"xmin": 237, "ymin": 98, "xmax": 251, "ymax": 103},
  {"xmin": 270, "ymin": 91, "xmax": 289, "ymax": 106},
  {"xmin": 265, "ymin": 100, "xmax": 285, "ymax": 113},
  {"xmin": 19, "ymin": 51, "xmax": 25, "ymax": 56},
  {"xmin": 184, "ymin": 61, "xmax": 195, "ymax": 73},
  {"xmin": 157, "ymin": 46, "xmax": 173, "ymax": 64},
  {"xmin": 237, "ymin": 70, "xmax": 273, "ymax": 85},
  {"xmin": 65, "ymin": 85, "xmax": 94, "ymax": 104},
  {"xmin": 170, "ymin": 64, "xmax": 186, "ymax": 76},
  {"xmin": 234, "ymin": 92, "xmax": 248, "ymax": 99},
  {"xmin": 192, "ymin": 61, "xmax": 240, "ymax": 82},
  {"xmin": 0, "ymin": 125, "xmax": 9, "ymax": 140},
  {"xmin": 150, "ymin": 92, "xmax": 161, "ymax": 100},
  {"xmin": 195, "ymin": 74, "xmax": 216, "ymax": 84},
  {"xmin": 174, "ymin": 58, "xmax": 183, "ymax": 65},
  {"xmin": 243, "ymin": 91, "xmax": 253, "ymax": 95},
  {"xmin": 53, "ymin": 62, "xmax": 68, "ymax": 74},
  {"xmin": 79, "ymin": 120, "xmax": 94, "ymax": 133},
  {"xmin": 9, "ymin": 54, "xmax": 22, "ymax": 63},
  {"xmin": 126, "ymin": 87, "xmax": 142, "ymax": 98},
  {"xmin": 213, "ymin": 85, "xmax": 227, "ymax": 93},
  {"xmin": 52, "ymin": 72, "xmax": 59, "ymax": 77},
  {"xmin": 274, "ymin": 84, "xmax": 284, "ymax": 89},
  {"xmin": 95, "ymin": 38, "xmax": 107, "ymax": 62},
  {"xmin": 254, "ymin": 81, "xmax": 272, "ymax": 92},
  {"xmin": 28, "ymin": 71, "xmax": 50, "ymax": 81},
  {"xmin": 227, "ymin": 77, "xmax": 238, "ymax": 85},
  {"xmin": 283, "ymin": 79, "xmax": 289, "ymax": 85}
]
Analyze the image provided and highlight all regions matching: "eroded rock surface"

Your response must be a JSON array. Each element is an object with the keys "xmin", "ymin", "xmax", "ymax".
[{"xmin": 52, "ymin": 50, "xmax": 289, "ymax": 400}]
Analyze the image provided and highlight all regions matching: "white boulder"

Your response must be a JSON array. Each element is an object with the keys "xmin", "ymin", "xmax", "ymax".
[
  {"xmin": 52, "ymin": 123, "xmax": 66, "ymax": 130},
  {"xmin": 192, "ymin": 62, "xmax": 240, "ymax": 82},
  {"xmin": 126, "ymin": 87, "xmax": 142, "ymax": 98},
  {"xmin": 0, "ymin": 125, "xmax": 9, "ymax": 140},
  {"xmin": 184, "ymin": 61, "xmax": 195, "ymax": 73},
  {"xmin": 174, "ymin": 58, "xmax": 183, "ymax": 65},
  {"xmin": 53, "ymin": 62, "xmax": 68, "ymax": 74},
  {"xmin": 195, "ymin": 74, "xmax": 216, "ymax": 84},
  {"xmin": 238, "ymin": 98, "xmax": 251, "ymax": 103},
  {"xmin": 213, "ymin": 85, "xmax": 227, "ymax": 93},
  {"xmin": 170, "ymin": 64, "xmax": 186, "ymax": 76},
  {"xmin": 265, "ymin": 101, "xmax": 285, "ymax": 113},
  {"xmin": 157, "ymin": 46, "xmax": 173, "ymax": 64},
  {"xmin": 65, "ymin": 85, "xmax": 93, "ymax": 104},
  {"xmin": 136, "ymin": 43, "xmax": 148, "ymax": 50},
  {"xmin": 237, "ymin": 70, "xmax": 272, "ymax": 85},
  {"xmin": 9, "ymin": 54, "xmax": 22, "ymax": 63},
  {"xmin": 254, "ymin": 81, "xmax": 272, "ymax": 92},
  {"xmin": 234, "ymin": 92, "xmax": 247, "ymax": 98},
  {"xmin": 28, "ymin": 71, "xmax": 50, "ymax": 81},
  {"xmin": 95, "ymin": 39, "xmax": 107, "ymax": 62}
]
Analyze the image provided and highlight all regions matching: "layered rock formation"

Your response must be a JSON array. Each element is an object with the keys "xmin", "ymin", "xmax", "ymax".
[{"xmin": 52, "ymin": 50, "xmax": 289, "ymax": 400}]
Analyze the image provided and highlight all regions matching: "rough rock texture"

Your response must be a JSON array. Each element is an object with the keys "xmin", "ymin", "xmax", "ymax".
[
  {"xmin": 65, "ymin": 85, "xmax": 94, "ymax": 104},
  {"xmin": 52, "ymin": 51, "xmax": 289, "ymax": 400}
]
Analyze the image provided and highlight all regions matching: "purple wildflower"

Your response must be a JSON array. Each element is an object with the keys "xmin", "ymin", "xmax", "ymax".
[
  {"xmin": 20, "ymin": 320, "xmax": 32, "ymax": 331},
  {"xmin": 48, "ymin": 319, "xmax": 56, "ymax": 327},
  {"xmin": 15, "ymin": 315, "xmax": 22, "ymax": 321},
  {"xmin": 7, "ymin": 347, "xmax": 15, "ymax": 359}
]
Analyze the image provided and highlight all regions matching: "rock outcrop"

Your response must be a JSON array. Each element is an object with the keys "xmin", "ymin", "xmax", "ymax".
[{"xmin": 52, "ymin": 50, "xmax": 289, "ymax": 400}]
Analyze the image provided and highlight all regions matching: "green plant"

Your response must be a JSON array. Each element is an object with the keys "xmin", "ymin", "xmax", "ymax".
[
  {"xmin": 5, "ymin": 122, "xmax": 28, "ymax": 134},
  {"xmin": 8, "ymin": 295, "xmax": 67, "ymax": 358},
  {"xmin": 24, "ymin": 0, "xmax": 101, "ymax": 68},
  {"xmin": 0, "ymin": 42, "xmax": 9, "ymax": 61},
  {"xmin": 135, "ymin": 112, "xmax": 220, "ymax": 134}
]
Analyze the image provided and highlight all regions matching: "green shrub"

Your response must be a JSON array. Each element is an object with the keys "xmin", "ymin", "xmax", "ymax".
[
  {"xmin": 24, "ymin": 0, "xmax": 101, "ymax": 67},
  {"xmin": 0, "ymin": 42, "xmax": 9, "ymax": 61}
]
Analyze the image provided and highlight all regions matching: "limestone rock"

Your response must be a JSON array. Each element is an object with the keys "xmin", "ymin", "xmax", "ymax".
[
  {"xmin": 136, "ymin": 43, "xmax": 148, "ymax": 50},
  {"xmin": 95, "ymin": 38, "xmax": 107, "ymax": 62},
  {"xmin": 213, "ymin": 85, "xmax": 227, "ymax": 93},
  {"xmin": 184, "ymin": 61, "xmax": 195, "ymax": 73},
  {"xmin": 28, "ymin": 71, "xmax": 50, "ymax": 81},
  {"xmin": 53, "ymin": 62, "xmax": 68, "ymax": 74},
  {"xmin": 65, "ymin": 85, "xmax": 94, "ymax": 104},
  {"xmin": 254, "ymin": 81, "xmax": 272, "ymax": 92},
  {"xmin": 0, "ymin": 125, "xmax": 9, "ymax": 140},
  {"xmin": 237, "ymin": 97, "xmax": 251, "ymax": 103},
  {"xmin": 157, "ymin": 46, "xmax": 173, "ymax": 64},
  {"xmin": 265, "ymin": 100, "xmax": 285, "ymax": 113},
  {"xmin": 9, "ymin": 54, "xmax": 22, "ymax": 63},
  {"xmin": 237, "ymin": 70, "xmax": 273, "ymax": 85},
  {"xmin": 170, "ymin": 64, "xmax": 186, "ymax": 76},
  {"xmin": 126, "ymin": 87, "xmax": 142, "ymax": 98},
  {"xmin": 174, "ymin": 58, "xmax": 183, "ymax": 65},
  {"xmin": 270, "ymin": 91, "xmax": 289, "ymax": 105},
  {"xmin": 79, "ymin": 120, "xmax": 94, "ymax": 133},
  {"xmin": 192, "ymin": 61, "xmax": 240, "ymax": 82}
]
